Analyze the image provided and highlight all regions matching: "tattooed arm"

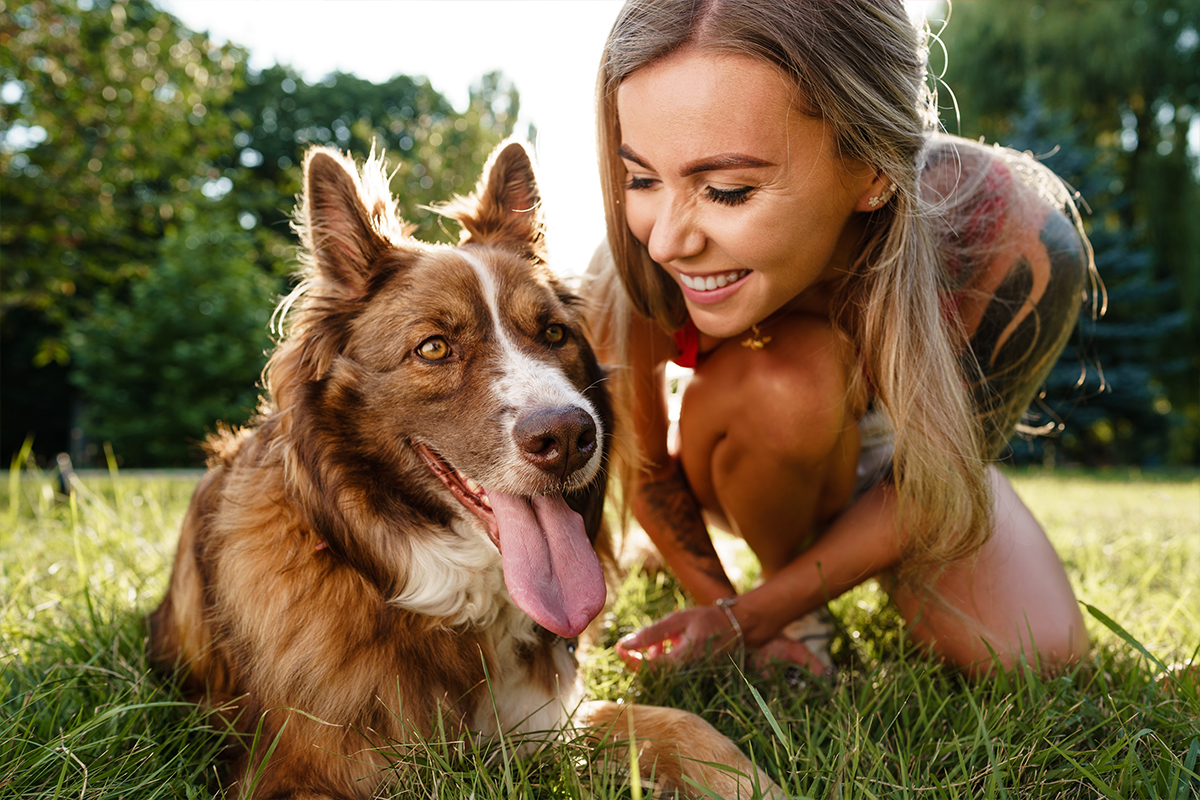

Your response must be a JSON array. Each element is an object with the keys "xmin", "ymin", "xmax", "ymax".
[
  {"xmin": 923, "ymin": 138, "xmax": 1090, "ymax": 457},
  {"xmin": 627, "ymin": 311, "xmax": 736, "ymax": 603},
  {"xmin": 966, "ymin": 207, "xmax": 1088, "ymax": 457}
]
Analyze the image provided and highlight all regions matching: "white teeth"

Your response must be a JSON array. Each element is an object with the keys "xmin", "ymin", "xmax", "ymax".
[
  {"xmin": 681, "ymin": 271, "xmax": 744, "ymax": 293},
  {"xmin": 480, "ymin": 494, "xmax": 491, "ymax": 509},
  {"xmin": 456, "ymin": 469, "xmax": 483, "ymax": 496}
]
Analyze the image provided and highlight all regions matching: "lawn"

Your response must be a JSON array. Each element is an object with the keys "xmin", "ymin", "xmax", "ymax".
[{"xmin": 2, "ymin": 452, "xmax": 1197, "ymax": 798}]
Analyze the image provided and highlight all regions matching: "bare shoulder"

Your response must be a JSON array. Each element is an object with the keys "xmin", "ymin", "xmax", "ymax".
[
  {"xmin": 922, "ymin": 135, "xmax": 1090, "ymax": 328},
  {"xmin": 922, "ymin": 134, "xmax": 1085, "ymax": 226}
]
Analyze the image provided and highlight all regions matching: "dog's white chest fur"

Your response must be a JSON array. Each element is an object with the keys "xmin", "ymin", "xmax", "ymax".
[{"xmin": 390, "ymin": 517, "xmax": 507, "ymax": 627}]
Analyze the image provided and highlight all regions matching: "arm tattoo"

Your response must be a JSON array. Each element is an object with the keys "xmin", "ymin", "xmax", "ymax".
[
  {"xmin": 637, "ymin": 462, "xmax": 733, "ymax": 591},
  {"xmin": 967, "ymin": 211, "xmax": 1088, "ymax": 456}
]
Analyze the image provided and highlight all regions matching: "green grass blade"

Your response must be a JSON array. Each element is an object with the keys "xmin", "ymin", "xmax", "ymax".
[
  {"xmin": 1175, "ymin": 738, "xmax": 1200, "ymax": 800},
  {"xmin": 1083, "ymin": 602, "xmax": 1170, "ymax": 673}
]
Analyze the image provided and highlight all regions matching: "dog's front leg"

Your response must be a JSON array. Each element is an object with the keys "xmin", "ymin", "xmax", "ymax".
[{"xmin": 576, "ymin": 700, "xmax": 783, "ymax": 799}]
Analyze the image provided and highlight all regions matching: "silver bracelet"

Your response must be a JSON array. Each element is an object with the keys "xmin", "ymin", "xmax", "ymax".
[{"xmin": 715, "ymin": 596, "xmax": 744, "ymax": 647}]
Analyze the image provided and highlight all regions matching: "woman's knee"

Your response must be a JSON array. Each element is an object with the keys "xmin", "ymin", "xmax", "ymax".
[{"xmin": 896, "ymin": 585, "xmax": 1088, "ymax": 676}]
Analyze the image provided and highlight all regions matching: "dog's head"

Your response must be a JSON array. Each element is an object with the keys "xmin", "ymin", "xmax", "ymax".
[{"xmin": 269, "ymin": 141, "xmax": 610, "ymax": 638}]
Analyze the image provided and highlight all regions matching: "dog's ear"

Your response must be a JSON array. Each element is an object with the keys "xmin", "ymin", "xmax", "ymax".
[
  {"xmin": 443, "ymin": 140, "xmax": 547, "ymax": 263},
  {"xmin": 300, "ymin": 148, "xmax": 393, "ymax": 296}
]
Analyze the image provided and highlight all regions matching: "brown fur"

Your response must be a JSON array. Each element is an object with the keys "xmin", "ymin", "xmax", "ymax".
[{"xmin": 149, "ymin": 141, "xmax": 779, "ymax": 799}]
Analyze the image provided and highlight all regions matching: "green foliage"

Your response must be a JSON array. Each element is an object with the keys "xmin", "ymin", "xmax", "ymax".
[
  {"xmin": 1, "ymin": 0, "xmax": 255, "ymax": 463},
  {"xmin": 2, "ymin": 465, "xmax": 1197, "ymax": 796},
  {"xmin": 225, "ymin": 65, "xmax": 520, "ymax": 245},
  {"xmin": 1, "ymin": 0, "xmax": 519, "ymax": 467},
  {"xmin": 66, "ymin": 217, "xmax": 276, "ymax": 465},
  {"xmin": 934, "ymin": 0, "xmax": 1200, "ymax": 465},
  {"xmin": 1, "ymin": 0, "xmax": 248, "ymax": 328}
]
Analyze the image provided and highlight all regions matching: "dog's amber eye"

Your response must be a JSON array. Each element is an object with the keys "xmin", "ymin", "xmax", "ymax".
[
  {"xmin": 544, "ymin": 324, "xmax": 565, "ymax": 345},
  {"xmin": 417, "ymin": 337, "xmax": 451, "ymax": 361}
]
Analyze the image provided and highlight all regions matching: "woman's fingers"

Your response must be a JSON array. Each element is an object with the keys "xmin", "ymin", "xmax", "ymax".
[
  {"xmin": 752, "ymin": 636, "xmax": 829, "ymax": 675},
  {"xmin": 617, "ymin": 607, "xmax": 740, "ymax": 672}
]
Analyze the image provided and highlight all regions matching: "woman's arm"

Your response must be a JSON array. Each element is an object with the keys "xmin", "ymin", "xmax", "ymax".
[{"xmin": 627, "ymin": 311, "xmax": 737, "ymax": 604}]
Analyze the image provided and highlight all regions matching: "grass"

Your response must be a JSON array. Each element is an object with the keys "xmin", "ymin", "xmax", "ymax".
[{"xmin": 2, "ymin": 449, "xmax": 1197, "ymax": 798}]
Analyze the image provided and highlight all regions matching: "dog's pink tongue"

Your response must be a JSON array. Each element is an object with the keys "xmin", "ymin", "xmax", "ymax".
[{"xmin": 487, "ymin": 491, "xmax": 605, "ymax": 638}]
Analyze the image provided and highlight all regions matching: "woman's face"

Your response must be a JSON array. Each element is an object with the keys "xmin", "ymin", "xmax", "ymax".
[{"xmin": 617, "ymin": 49, "xmax": 883, "ymax": 338}]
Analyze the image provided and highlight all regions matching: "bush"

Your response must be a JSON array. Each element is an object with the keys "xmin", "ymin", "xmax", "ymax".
[{"xmin": 68, "ymin": 218, "xmax": 277, "ymax": 466}]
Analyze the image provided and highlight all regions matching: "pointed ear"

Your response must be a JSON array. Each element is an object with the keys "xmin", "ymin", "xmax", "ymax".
[
  {"xmin": 445, "ymin": 139, "xmax": 547, "ymax": 262},
  {"xmin": 300, "ymin": 147, "xmax": 391, "ymax": 295}
]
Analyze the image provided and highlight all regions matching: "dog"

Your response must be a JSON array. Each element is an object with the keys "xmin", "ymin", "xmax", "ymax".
[{"xmin": 148, "ymin": 140, "xmax": 780, "ymax": 799}]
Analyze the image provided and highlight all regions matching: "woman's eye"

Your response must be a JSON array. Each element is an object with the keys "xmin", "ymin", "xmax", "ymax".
[
  {"xmin": 544, "ymin": 324, "xmax": 566, "ymax": 345},
  {"xmin": 706, "ymin": 186, "xmax": 754, "ymax": 206},
  {"xmin": 625, "ymin": 175, "xmax": 656, "ymax": 191},
  {"xmin": 417, "ymin": 337, "xmax": 451, "ymax": 361}
]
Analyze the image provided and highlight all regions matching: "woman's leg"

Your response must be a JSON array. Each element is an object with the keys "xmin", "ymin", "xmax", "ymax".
[{"xmin": 890, "ymin": 467, "xmax": 1088, "ymax": 675}]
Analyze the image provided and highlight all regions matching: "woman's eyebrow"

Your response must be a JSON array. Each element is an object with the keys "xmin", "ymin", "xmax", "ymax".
[
  {"xmin": 681, "ymin": 153, "xmax": 776, "ymax": 176},
  {"xmin": 618, "ymin": 144, "xmax": 775, "ymax": 176},
  {"xmin": 618, "ymin": 144, "xmax": 650, "ymax": 169}
]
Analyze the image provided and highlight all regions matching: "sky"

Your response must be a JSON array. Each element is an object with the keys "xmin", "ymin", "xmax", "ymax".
[
  {"xmin": 159, "ymin": 0, "xmax": 628, "ymax": 275},
  {"xmin": 156, "ymin": 1, "xmax": 948, "ymax": 275}
]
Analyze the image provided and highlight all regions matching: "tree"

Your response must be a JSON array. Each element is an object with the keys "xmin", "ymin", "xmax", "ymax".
[
  {"xmin": 66, "ymin": 216, "xmax": 275, "ymax": 465},
  {"xmin": 1, "ymin": 0, "xmax": 251, "ymax": 462},
  {"xmin": 1, "ymin": 0, "xmax": 522, "ymax": 467},
  {"xmin": 222, "ymin": 65, "xmax": 521, "ymax": 247},
  {"xmin": 935, "ymin": 0, "xmax": 1200, "ymax": 464}
]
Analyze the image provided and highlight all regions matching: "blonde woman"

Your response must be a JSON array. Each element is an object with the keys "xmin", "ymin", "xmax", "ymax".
[{"xmin": 587, "ymin": 0, "xmax": 1096, "ymax": 677}]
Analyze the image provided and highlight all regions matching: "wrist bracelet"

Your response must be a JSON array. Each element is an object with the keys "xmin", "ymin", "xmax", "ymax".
[{"xmin": 715, "ymin": 596, "xmax": 744, "ymax": 647}]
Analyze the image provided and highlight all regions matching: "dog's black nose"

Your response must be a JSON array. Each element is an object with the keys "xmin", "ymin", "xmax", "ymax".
[{"xmin": 514, "ymin": 407, "xmax": 597, "ymax": 480}]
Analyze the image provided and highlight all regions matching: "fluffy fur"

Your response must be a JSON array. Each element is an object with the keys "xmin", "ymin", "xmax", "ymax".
[{"xmin": 149, "ymin": 140, "xmax": 779, "ymax": 799}]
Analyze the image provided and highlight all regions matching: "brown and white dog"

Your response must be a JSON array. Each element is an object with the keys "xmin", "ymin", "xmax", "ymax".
[{"xmin": 148, "ymin": 141, "xmax": 779, "ymax": 799}]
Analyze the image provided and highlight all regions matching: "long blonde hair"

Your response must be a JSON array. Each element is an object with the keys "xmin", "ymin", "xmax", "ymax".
[{"xmin": 592, "ymin": 0, "xmax": 1000, "ymax": 587}]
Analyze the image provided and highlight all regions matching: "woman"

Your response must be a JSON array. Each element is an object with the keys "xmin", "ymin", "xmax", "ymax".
[{"xmin": 585, "ymin": 0, "xmax": 1097, "ymax": 677}]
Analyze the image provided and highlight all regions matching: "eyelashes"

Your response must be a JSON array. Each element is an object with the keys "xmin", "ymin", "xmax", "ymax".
[
  {"xmin": 623, "ymin": 177, "xmax": 755, "ymax": 207},
  {"xmin": 705, "ymin": 185, "xmax": 753, "ymax": 207}
]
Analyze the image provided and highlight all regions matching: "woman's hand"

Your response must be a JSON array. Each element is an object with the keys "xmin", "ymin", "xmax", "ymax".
[
  {"xmin": 751, "ymin": 636, "xmax": 829, "ymax": 676},
  {"xmin": 615, "ymin": 606, "xmax": 830, "ymax": 675},
  {"xmin": 615, "ymin": 605, "xmax": 738, "ymax": 671}
]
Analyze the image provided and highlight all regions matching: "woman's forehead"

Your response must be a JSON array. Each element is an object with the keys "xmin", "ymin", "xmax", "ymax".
[{"xmin": 616, "ymin": 49, "xmax": 820, "ymax": 167}]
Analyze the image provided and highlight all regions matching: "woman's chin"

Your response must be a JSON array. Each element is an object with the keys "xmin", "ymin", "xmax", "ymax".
[{"xmin": 685, "ymin": 306, "xmax": 756, "ymax": 341}]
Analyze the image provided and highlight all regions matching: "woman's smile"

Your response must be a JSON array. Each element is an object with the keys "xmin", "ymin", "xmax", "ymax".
[
  {"xmin": 616, "ymin": 48, "xmax": 879, "ymax": 338},
  {"xmin": 676, "ymin": 269, "xmax": 750, "ymax": 301}
]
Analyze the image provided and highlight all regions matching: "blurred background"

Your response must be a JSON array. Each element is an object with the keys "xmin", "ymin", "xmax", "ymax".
[{"xmin": 2, "ymin": 0, "xmax": 1197, "ymax": 470}]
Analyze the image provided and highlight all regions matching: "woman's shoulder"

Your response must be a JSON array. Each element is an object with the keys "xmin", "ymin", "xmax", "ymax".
[
  {"xmin": 920, "ymin": 134, "xmax": 1088, "ymax": 289},
  {"xmin": 921, "ymin": 135, "xmax": 1092, "ymax": 340},
  {"xmin": 921, "ymin": 133, "xmax": 1080, "ymax": 214}
]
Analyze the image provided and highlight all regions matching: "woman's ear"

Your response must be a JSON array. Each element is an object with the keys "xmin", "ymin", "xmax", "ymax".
[{"xmin": 856, "ymin": 172, "xmax": 898, "ymax": 212}]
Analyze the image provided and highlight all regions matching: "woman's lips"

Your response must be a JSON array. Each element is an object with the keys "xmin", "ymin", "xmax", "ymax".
[{"xmin": 676, "ymin": 269, "xmax": 749, "ymax": 304}]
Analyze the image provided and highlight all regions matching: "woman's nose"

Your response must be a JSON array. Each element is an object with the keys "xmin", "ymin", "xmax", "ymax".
[{"xmin": 647, "ymin": 196, "xmax": 704, "ymax": 264}]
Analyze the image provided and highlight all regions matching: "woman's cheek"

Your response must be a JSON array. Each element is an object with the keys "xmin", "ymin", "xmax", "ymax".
[{"xmin": 624, "ymin": 195, "xmax": 654, "ymax": 247}]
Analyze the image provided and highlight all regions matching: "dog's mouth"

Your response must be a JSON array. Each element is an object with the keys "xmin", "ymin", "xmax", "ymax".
[
  {"xmin": 415, "ymin": 443, "xmax": 605, "ymax": 638},
  {"xmin": 416, "ymin": 443, "xmax": 499, "ymax": 544}
]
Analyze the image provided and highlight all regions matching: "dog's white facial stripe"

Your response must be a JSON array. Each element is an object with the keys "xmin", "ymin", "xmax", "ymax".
[{"xmin": 456, "ymin": 249, "xmax": 604, "ymax": 491}]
